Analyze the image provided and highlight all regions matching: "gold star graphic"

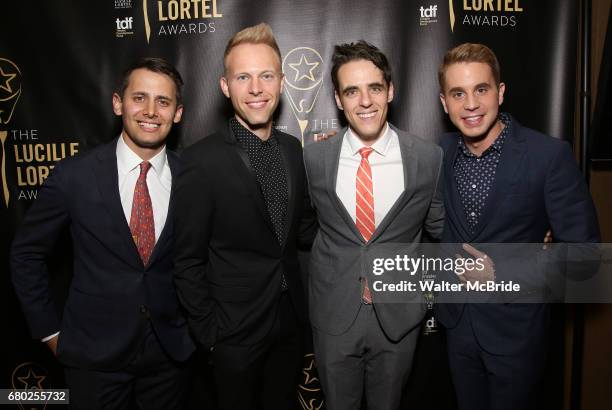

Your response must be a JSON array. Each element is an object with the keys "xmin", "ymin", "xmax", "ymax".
[
  {"xmin": 17, "ymin": 369, "xmax": 46, "ymax": 389},
  {"xmin": 0, "ymin": 67, "xmax": 17, "ymax": 93},
  {"xmin": 301, "ymin": 356, "xmax": 319, "ymax": 386},
  {"xmin": 289, "ymin": 55, "xmax": 319, "ymax": 83}
]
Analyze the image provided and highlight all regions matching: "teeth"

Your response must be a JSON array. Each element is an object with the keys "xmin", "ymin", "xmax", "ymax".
[
  {"xmin": 464, "ymin": 115, "xmax": 482, "ymax": 123},
  {"xmin": 247, "ymin": 101, "xmax": 267, "ymax": 108},
  {"xmin": 358, "ymin": 112, "xmax": 376, "ymax": 119},
  {"xmin": 139, "ymin": 122, "xmax": 159, "ymax": 129}
]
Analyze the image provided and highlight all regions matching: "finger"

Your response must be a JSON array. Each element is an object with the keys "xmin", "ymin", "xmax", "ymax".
[{"xmin": 462, "ymin": 243, "xmax": 485, "ymax": 259}]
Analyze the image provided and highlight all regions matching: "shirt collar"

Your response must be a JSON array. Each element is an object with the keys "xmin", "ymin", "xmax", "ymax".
[
  {"xmin": 116, "ymin": 133, "xmax": 167, "ymax": 175},
  {"xmin": 346, "ymin": 122, "xmax": 392, "ymax": 157},
  {"xmin": 230, "ymin": 117, "xmax": 278, "ymax": 147}
]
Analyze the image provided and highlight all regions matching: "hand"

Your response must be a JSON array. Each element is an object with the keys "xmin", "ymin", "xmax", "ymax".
[
  {"xmin": 313, "ymin": 130, "xmax": 337, "ymax": 142},
  {"xmin": 455, "ymin": 243, "xmax": 495, "ymax": 284},
  {"xmin": 45, "ymin": 334, "xmax": 59, "ymax": 356},
  {"xmin": 543, "ymin": 229, "xmax": 553, "ymax": 250}
]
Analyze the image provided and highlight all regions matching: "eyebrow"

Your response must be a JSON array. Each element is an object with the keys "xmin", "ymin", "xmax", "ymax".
[
  {"xmin": 341, "ymin": 82, "xmax": 386, "ymax": 93},
  {"xmin": 131, "ymin": 91, "xmax": 172, "ymax": 101}
]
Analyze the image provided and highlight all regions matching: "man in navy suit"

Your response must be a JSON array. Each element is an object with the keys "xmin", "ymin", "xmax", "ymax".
[
  {"xmin": 11, "ymin": 57, "xmax": 195, "ymax": 409},
  {"xmin": 436, "ymin": 43, "xmax": 600, "ymax": 410}
]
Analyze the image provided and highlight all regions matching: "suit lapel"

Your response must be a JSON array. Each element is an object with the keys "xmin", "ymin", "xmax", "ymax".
[
  {"xmin": 278, "ymin": 135, "xmax": 295, "ymax": 248},
  {"xmin": 93, "ymin": 140, "xmax": 143, "ymax": 270},
  {"xmin": 222, "ymin": 123, "xmax": 276, "ymax": 233},
  {"xmin": 444, "ymin": 138, "xmax": 472, "ymax": 242},
  {"xmin": 147, "ymin": 150, "xmax": 177, "ymax": 266},
  {"xmin": 369, "ymin": 127, "xmax": 417, "ymax": 243},
  {"xmin": 470, "ymin": 120, "xmax": 526, "ymax": 240},
  {"xmin": 325, "ymin": 128, "xmax": 364, "ymax": 242}
]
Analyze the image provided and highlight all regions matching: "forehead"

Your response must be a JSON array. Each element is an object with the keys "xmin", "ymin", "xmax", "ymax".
[
  {"xmin": 443, "ymin": 62, "xmax": 495, "ymax": 88},
  {"xmin": 125, "ymin": 68, "xmax": 177, "ymax": 96},
  {"xmin": 225, "ymin": 43, "xmax": 281, "ymax": 73},
  {"xmin": 337, "ymin": 59, "xmax": 385, "ymax": 87}
]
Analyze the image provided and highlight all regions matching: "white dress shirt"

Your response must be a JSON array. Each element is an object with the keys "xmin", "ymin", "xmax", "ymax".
[
  {"xmin": 42, "ymin": 136, "xmax": 172, "ymax": 343},
  {"xmin": 116, "ymin": 134, "xmax": 171, "ymax": 242},
  {"xmin": 336, "ymin": 124, "xmax": 404, "ymax": 228}
]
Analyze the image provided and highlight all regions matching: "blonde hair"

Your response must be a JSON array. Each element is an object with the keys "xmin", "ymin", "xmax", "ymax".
[
  {"xmin": 223, "ymin": 23, "xmax": 282, "ymax": 72},
  {"xmin": 438, "ymin": 43, "xmax": 501, "ymax": 92}
]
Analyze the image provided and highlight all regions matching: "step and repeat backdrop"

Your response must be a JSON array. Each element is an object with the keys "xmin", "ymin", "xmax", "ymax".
[{"xmin": 1, "ymin": 1, "xmax": 577, "ymax": 408}]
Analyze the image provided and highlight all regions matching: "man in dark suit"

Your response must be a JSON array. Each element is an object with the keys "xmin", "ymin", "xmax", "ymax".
[
  {"xmin": 11, "ymin": 57, "xmax": 195, "ymax": 409},
  {"xmin": 303, "ymin": 41, "xmax": 445, "ymax": 410},
  {"xmin": 436, "ymin": 43, "xmax": 600, "ymax": 410},
  {"xmin": 173, "ymin": 23, "xmax": 315, "ymax": 410}
]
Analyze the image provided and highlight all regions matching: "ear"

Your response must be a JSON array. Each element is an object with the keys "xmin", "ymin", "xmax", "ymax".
[
  {"xmin": 334, "ymin": 91, "xmax": 344, "ymax": 111},
  {"xmin": 279, "ymin": 72, "xmax": 285, "ymax": 94},
  {"xmin": 498, "ymin": 82, "xmax": 506, "ymax": 106},
  {"xmin": 439, "ymin": 93, "xmax": 449, "ymax": 114},
  {"xmin": 387, "ymin": 82, "xmax": 394, "ymax": 103},
  {"xmin": 112, "ymin": 93, "xmax": 123, "ymax": 116},
  {"xmin": 220, "ymin": 76, "xmax": 230, "ymax": 98},
  {"xmin": 173, "ymin": 105, "xmax": 184, "ymax": 123}
]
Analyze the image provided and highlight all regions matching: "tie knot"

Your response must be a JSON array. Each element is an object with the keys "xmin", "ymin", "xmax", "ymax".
[
  {"xmin": 139, "ymin": 161, "xmax": 151, "ymax": 176},
  {"xmin": 359, "ymin": 147, "xmax": 374, "ymax": 160}
]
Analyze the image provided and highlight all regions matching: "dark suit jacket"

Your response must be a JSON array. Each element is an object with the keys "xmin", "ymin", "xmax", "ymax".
[
  {"xmin": 11, "ymin": 139, "xmax": 195, "ymax": 371},
  {"xmin": 173, "ymin": 122, "xmax": 316, "ymax": 350},
  {"xmin": 436, "ymin": 115, "xmax": 600, "ymax": 355}
]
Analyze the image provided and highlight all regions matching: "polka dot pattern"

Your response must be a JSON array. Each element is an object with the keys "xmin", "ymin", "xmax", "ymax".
[
  {"xmin": 453, "ymin": 114, "xmax": 511, "ymax": 231},
  {"xmin": 231, "ymin": 118, "xmax": 289, "ymax": 290}
]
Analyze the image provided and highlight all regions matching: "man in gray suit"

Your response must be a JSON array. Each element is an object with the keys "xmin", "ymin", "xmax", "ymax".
[{"xmin": 303, "ymin": 41, "xmax": 445, "ymax": 410}]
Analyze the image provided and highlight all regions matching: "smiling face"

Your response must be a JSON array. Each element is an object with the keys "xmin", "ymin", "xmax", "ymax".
[
  {"xmin": 112, "ymin": 68, "xmax": 183, "ymax": 160},
  {"xmin": 334, "ymin": 59, "xmax": 394, "ymax": 145},
  {"xmin": 220, "ymin": 43, "xmax": 284, "ymax": 140},
  {"xmin": 440, "ymin": 62, "xmax": 505, "ymax": 143}
]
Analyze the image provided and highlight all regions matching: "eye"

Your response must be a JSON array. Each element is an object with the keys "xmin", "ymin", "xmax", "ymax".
[
  {"xmin": 133, "ymin": 95, "xmax": 145, "ymax": 103},
  {"xmin": 236, "ymin": 74, "xmax": 249, "ymax": 81},
  {"xmin": 370, "ymin": 86, "xmax": 383, "ymax": 94},
  {"xmin": 475, "ymin": 87, "xmax": 488, "ymax": 96},
  {"xmin": 345, "ymin": 89, "xmax": 358, "ymax": 97},
  {"xmin": 261, "ymin": 72, "xmax": 276, "ymax": 81},
  {"xmin": 451, "ymin": 91, "xmax": 464, "ymax": 100},
  {"xmin": 158, "ymin": 99, "xmax": 170, "ymax": 107}
]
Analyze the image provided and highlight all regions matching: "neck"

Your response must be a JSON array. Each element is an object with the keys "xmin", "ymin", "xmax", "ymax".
[
  {"xmin": 121, "ymin": 133, "xmax": 164, "ymax": 161},
  {"xmin": 235, "ymin": 115, "xmax": 273, "ymax": 141},
  {"xmin": 353, "ymin": 122, "xmax": 388, "ymax": 147},
  {"xmin": 462, "ymin": 119, "xmax": 504, "ymax": 156}
]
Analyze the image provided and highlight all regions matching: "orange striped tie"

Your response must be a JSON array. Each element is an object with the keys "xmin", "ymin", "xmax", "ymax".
[{"xmin": 356, "ymin": 147, "xmax": 374, "ymax": 304}]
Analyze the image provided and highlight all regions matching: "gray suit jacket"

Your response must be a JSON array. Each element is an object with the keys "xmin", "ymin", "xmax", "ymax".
[{"xmin": 303, "ymin": 125, "xmax": 444, "ymax": 341}]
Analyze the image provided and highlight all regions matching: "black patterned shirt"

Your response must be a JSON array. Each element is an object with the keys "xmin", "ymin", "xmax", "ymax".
[{"xmin": 453, "ymin": 113, "xmax": 511, "ymax": 230}]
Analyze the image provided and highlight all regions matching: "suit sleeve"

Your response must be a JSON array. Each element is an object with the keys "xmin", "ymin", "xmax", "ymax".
[
  {"xmin": 11, "ymin": 162, "xmax": 70, "ymax": 339},
  {"xmin": 297, "ymin": 160, "xmax": 317, "ymax": 251},
  {"xmin": 173, "ymin": 153, "xmax": 217, "ymax": 349},
  {"xmin": 425, "ymin": 146, "xmax": 445, "ymax": 240}
]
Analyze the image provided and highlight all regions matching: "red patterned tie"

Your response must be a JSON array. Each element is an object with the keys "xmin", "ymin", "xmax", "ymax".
[
  {"xmin": 130, "ymin": 161, "xmax": 155, "ymax": 266},
  {"xmin": 356, "ymin": 147, "xmax": 375, "ymax": 304}
]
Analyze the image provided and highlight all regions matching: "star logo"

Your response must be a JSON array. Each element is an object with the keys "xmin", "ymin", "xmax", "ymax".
[
  {"xmin": 16, "ymin": 368, "xmax": 46, "ymax": 389},
  {"xmin": 0, "ymin": 67, "xmax": 17, "ymax": 93},
  {"xmin": 289, "ymin": 55, "xmax": 319, "ymax": 83}
]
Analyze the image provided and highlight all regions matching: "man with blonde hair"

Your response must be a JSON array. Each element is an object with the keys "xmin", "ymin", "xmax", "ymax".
[
  {"xmin": 173, "ymin": 23, "xmax": 316, "ymax": 410},
  {"xmin": 437, "ymin": 43, "xmax": 599, "ymax": 410}
]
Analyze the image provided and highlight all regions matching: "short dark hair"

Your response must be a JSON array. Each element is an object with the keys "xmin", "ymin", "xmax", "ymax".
[
  {"xmin": 438, "ymin": 43, "xmax": 501, "ymax": 92},
  {"xmin": 331, "ymin": 40, "xmax": 392, "ymax": 92},
  {"xmin": 116, "ymin": 57, "xmax": 184, "ymax": 104}
]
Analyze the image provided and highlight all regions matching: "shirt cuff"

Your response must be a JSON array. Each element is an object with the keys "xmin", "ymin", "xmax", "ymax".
[{"xmin": 42, "ymin": 332, "xmax": 60, "ymax": 342}]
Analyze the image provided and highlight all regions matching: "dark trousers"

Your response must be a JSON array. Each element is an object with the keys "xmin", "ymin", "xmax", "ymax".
[
  {"xmin": 64, "ymin": 324, "xmax": 190, "ymax": 410},
  {"xmin": 210, "ymin": 293, "xmax": 303, "ymax": 410},
  {"xmin": 313, "ymin": 304, "xmax": 419, "ymax": 410},
  {"xmin": 446, "ymin": 309, "xmax": 547, "ymax": 410}
]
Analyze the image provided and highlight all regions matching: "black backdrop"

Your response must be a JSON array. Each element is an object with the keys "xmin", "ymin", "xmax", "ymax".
[{"xmin": 1, "ymin": 1, "xmax": 578, "ymax": 408}]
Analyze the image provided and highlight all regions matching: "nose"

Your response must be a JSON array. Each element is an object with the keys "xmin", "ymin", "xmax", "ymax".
[
  {"xmin": 464, "ymin": 93, "xmax": 479, "ymax": 111},
  {"xmin": 143, "ymin": 99, "xmax": 157, "ymax": 117},
  {"xmin": 359, "ymin": 90, "xmax": 372, "ymax": 107},
  {"xmin": 249, "ymin": 77, "xmax": 262, "ymax": 95}
]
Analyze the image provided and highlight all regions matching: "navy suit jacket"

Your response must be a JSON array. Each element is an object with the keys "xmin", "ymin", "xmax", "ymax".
[
  {"xmin": 436, "ymin": 115, "xmax": 600, "ymax": 355},
  {"xmin": 11, "ymin": 139, "xmax": 195, "ymax": 371}
]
